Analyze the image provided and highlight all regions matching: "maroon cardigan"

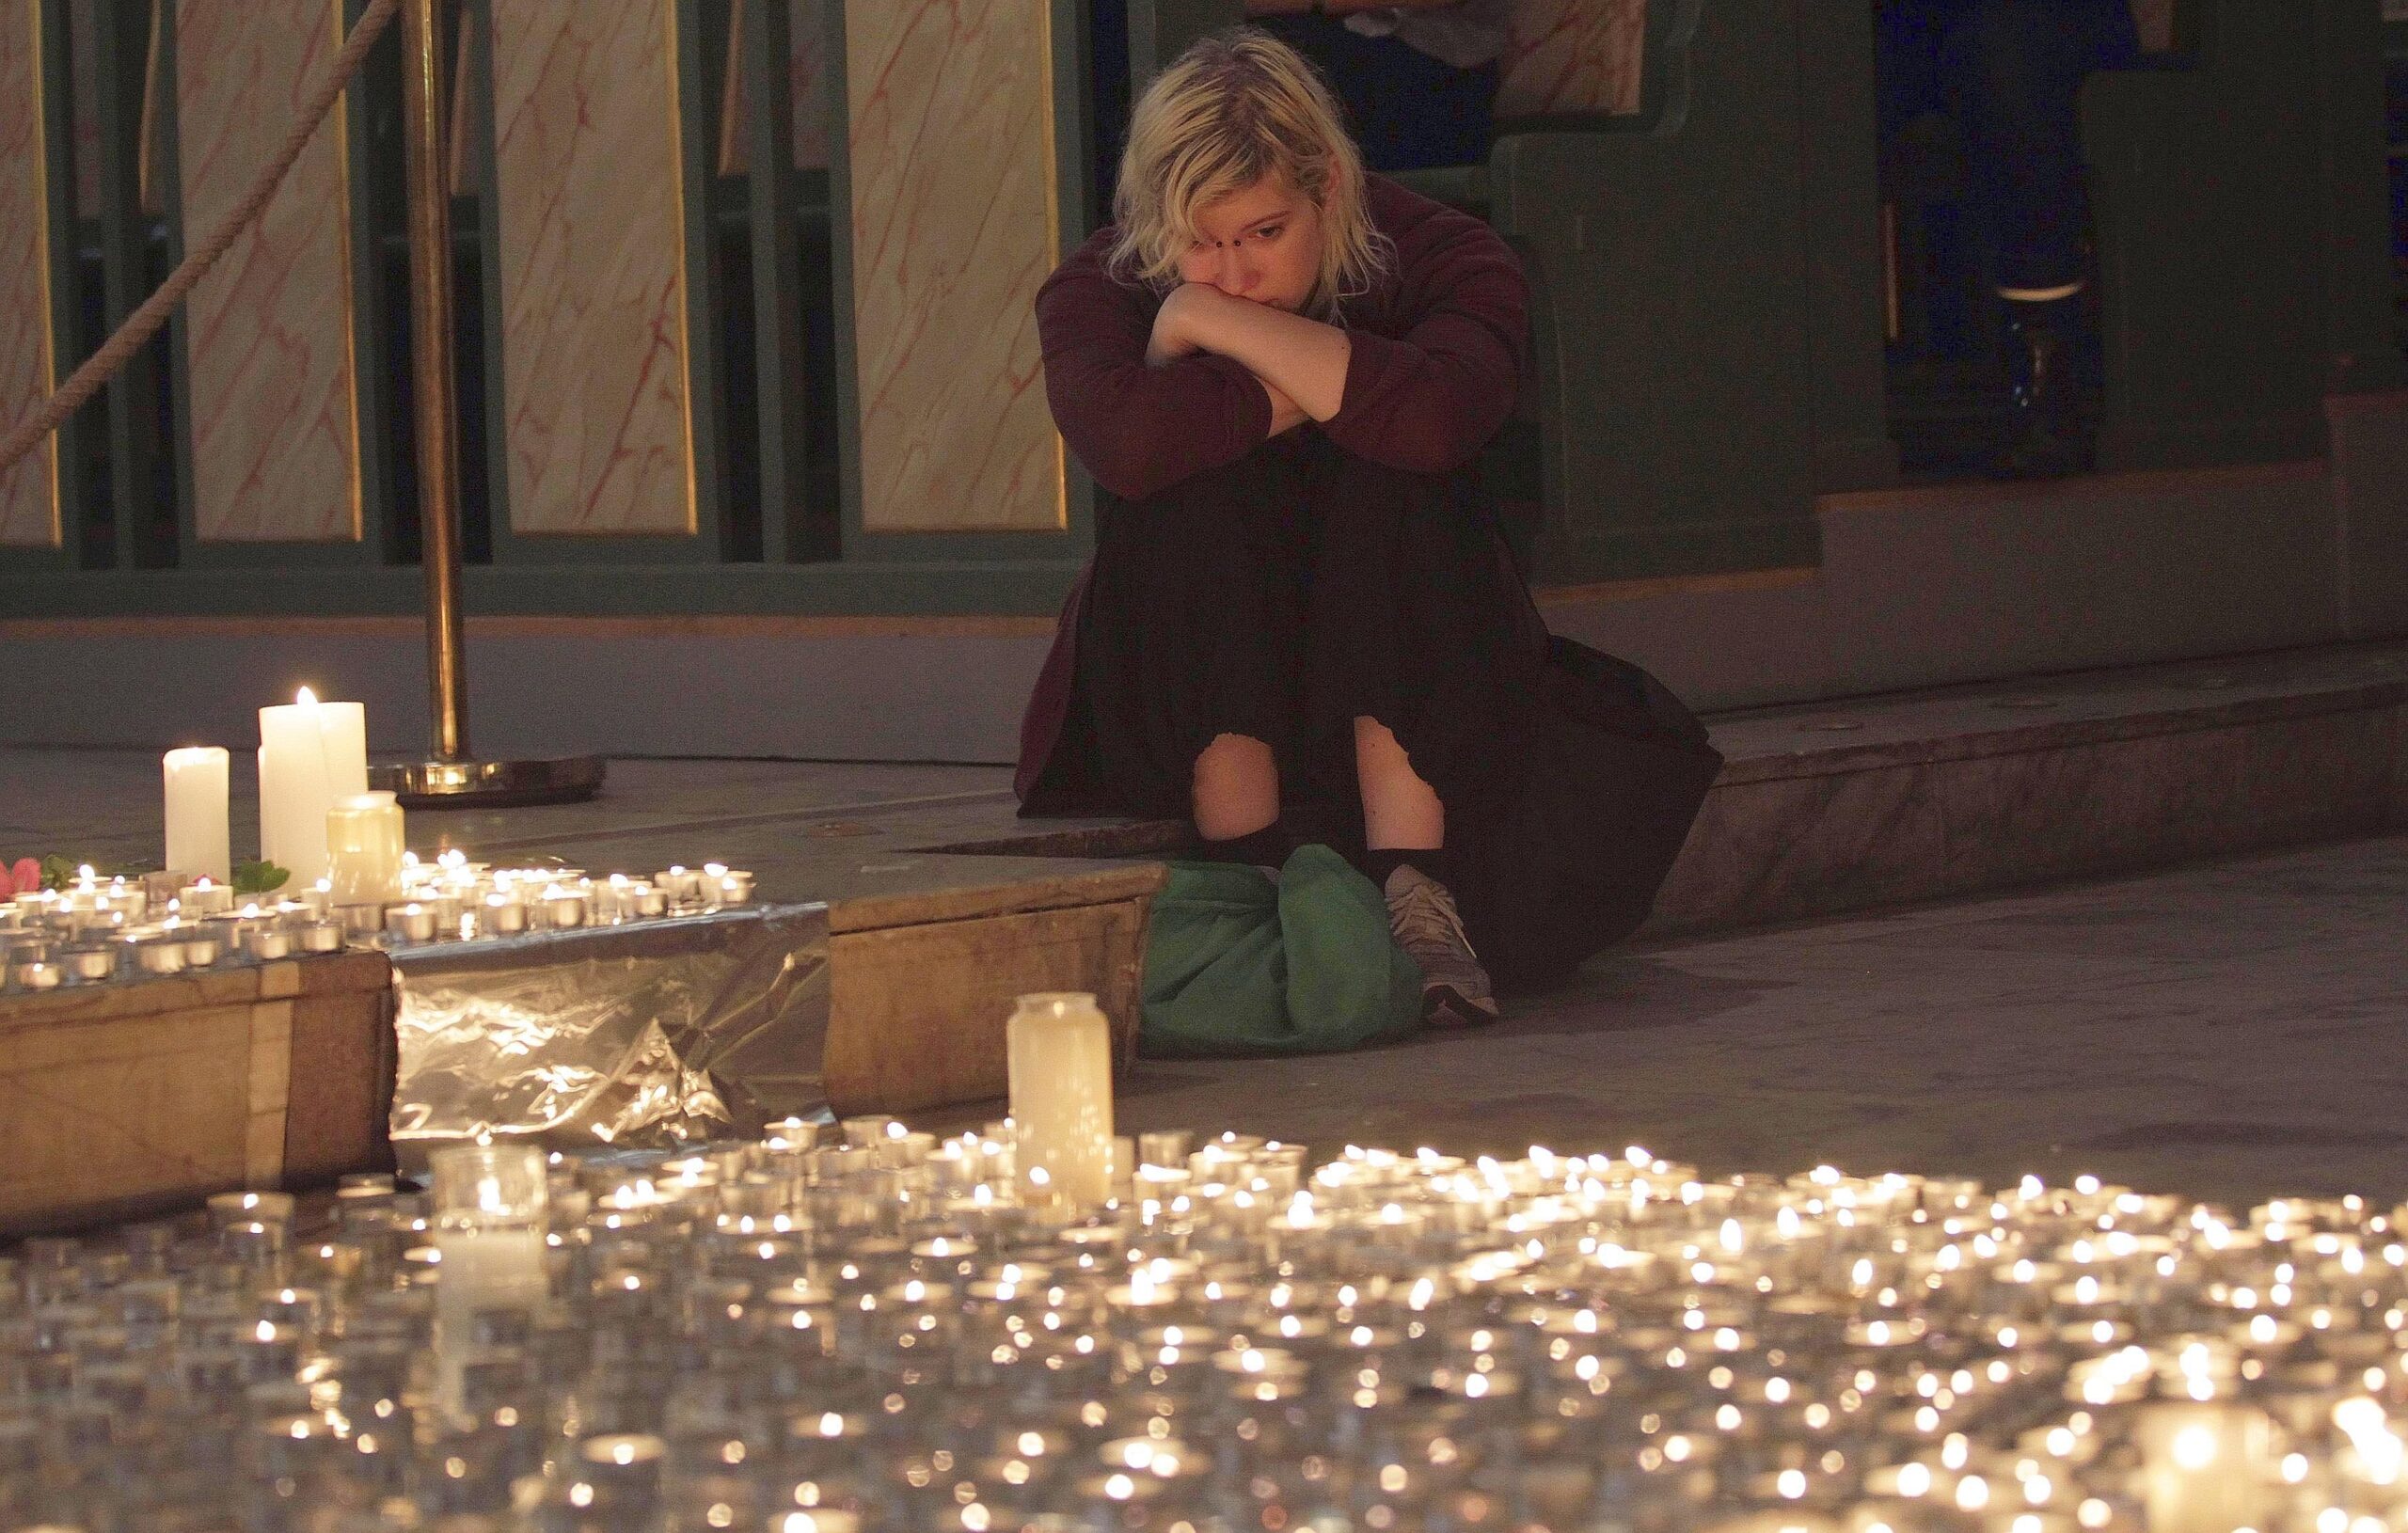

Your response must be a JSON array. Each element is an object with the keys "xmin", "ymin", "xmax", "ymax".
[{"xmin": 1015, "ymin": 174, "xmax": 1533, "ymax": 805}]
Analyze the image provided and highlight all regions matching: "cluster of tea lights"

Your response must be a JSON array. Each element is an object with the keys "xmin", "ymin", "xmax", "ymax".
[
  {"xmin": 5, "ymin": 1128, "xmax": 2408, "ymax": 1533},
  {"xmin": 0, "ymin": 863, "xmax": 340, "ymax": 991},
  {"xmin": 375, "ymin": 848, "xmax": 758, "ymax": 946},
  {"xmin": 0, "ymin": 853, "xmax": 759, "ymax": 991}
]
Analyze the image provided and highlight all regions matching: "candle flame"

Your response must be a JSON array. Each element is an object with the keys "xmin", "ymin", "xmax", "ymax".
[{"xmin": 295, "ymin": 686, "xmax": 318, "ymax": 706}]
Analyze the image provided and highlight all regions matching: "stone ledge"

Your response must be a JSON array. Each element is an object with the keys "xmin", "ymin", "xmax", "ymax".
[{"xmin": 973, "ymin": 640, "xmax": 2408, "ymax": 944}]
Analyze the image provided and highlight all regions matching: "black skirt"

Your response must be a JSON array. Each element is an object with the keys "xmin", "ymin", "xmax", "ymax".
[{"xmin": 1026, "ymin": 429, "xmax": 1724, "ymax": 992}]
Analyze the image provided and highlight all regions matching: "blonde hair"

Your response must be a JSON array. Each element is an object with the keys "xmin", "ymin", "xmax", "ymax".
[{"xmin": 1105, "ymin": 28, "xmax": 1394, "ymax": 319}]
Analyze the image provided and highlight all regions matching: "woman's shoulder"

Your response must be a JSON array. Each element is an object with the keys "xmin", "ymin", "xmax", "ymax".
[
  {"xmin": 1037, "ymin": 223, "xmax": 1156, "ymax": 321},
  {"xmin": 1354, "ymin": 173, "xmax": 1525, "ymax": 322}
]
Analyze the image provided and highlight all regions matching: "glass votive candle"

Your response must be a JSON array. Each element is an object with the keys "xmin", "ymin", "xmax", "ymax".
[
  {"xmin": 298, "ymin": 921, "xmax": 344, "ymax": 954},
  {"xmin": 301, "ymin": 878, "xmax": 335, "ymax": 918},
  {"xmin": 133, "ymin": 940, "xmax": 186, "ymax": 976},
  {"xmin": 243, "ymin": 925, "xmax": 292, "ymax": 961},
  {"xmin": 9, "ymin": 958, "xmax": 59, "ymax": 990},
  {"xmin": 325, "ymin": 792, "xmax": 405, "ymax": 907},
  {"xmin": 385, "ymin": 904, "xmax": 437, "ymax": 944},
  {"xmin": 632, "ymin": 881, "xmax": 668, "ymax": 918},
  {"xmin": 718, "ymin": 871, "xmax": 755, "ymax": 905},
  {"xmin": 180, "ymin": 931, "xmax": 224, "ymax": 968}
]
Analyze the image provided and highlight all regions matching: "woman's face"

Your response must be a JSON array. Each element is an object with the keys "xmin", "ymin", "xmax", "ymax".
[{"xmin": 1174, "ymin": 173, "xmax": 1323, "ymax": 311}]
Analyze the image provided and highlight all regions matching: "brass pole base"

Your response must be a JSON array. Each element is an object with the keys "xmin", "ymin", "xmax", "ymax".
[{"xmin": 369, "ymin": 756, "xmax": 607, "ymax": 810}]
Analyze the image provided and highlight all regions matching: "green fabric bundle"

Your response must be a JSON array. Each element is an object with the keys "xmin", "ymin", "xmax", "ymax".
[{"xmin": 1139, "ymin": 844, "xmax": 1424, "ymax": 1058}]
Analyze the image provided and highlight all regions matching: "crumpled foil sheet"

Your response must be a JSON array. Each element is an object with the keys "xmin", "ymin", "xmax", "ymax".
[{"xmin": 388, "ymin": 903, "xmax": 831, "ymax": 1170}]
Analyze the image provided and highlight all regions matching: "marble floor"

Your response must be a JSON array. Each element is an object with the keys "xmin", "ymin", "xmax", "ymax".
[{"xmin": 1097, "ymin": 832, "xmax": 2408, "ymax": 1215}]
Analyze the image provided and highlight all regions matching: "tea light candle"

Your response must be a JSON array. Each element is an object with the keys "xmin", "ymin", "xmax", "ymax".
[
  {"xmin": 655, "ymin": 866, "xmax": 699, "ymax": 904},
  {"xmin": 179, "ymin": 932, "xmax": 224, "ymax": 968},
  {"xmin": 162, "ymin": 746, "xmax": 231, "ymax": 883},
  {"xmin": 297, "ymin": 922, "xmax": 344, "ymax": 954},
  {"xmin": 243, "ymin": 925, "xmax": 292, "ymax": 961},
  {"xmin": 176, "ymin": 878, "xmax": 232, "ymax": 918},
  {"xmin": 10, "ymin": 959, "xmax": 59, "ymax": 990},
  {"xmin": 718, "ymin": 870, "xmax": 755, "ymax": 905},
  {"xmin": 540, "ymin": 885, "xmax": 586, "ymax": 930},
  {"xmin": 386, "ymin": 904, "xmax": 437, "ymax": 943},
  {"xmin": 301, "ymin": 879, "xmax": 335, "ymax": 919},
  {"xmin": 483, "ymin": 893, "xmax": 528, "ymax": 936},
  {"xmin": 325, "ymin": 792, "xmax": 406, "ymax": 907},
  {"xmin": 1006, "ymin": 991, "xmax": 1115, "ymax": 1209},
  {"xmin": 135, "ymin": 940, "xmax": 187, "ymax": 976},
  {"xmin": 257, "ymin": 688, "xmax": 369, "ymax": 885},
  {"xmin": 633, "ymin": 881, "xmax": 667, "ymax": 918},
  {"xmin": 62, "ymin": 946, "xmax": 115, "ymax": 982}
]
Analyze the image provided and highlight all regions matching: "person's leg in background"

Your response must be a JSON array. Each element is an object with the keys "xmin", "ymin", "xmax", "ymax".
[
  {"xmin": 1942, "ymin": 0, "xmax": 2141, "ymax": 477},
  {"xmin": 1248, "ymin": 10, "xmax": 1497, "ymax": 172}
]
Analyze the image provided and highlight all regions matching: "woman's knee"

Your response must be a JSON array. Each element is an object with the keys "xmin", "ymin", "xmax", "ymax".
[{"xmin": 1313, "ymin": 450, "xmax": 1489, "ymax": 562}]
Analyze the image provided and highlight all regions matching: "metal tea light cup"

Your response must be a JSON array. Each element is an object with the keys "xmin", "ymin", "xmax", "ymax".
[
  {"xmin": 244, "ymin": 925, "xmax": 293, "ymax": 962},
  {"xmin": 62, "ymin": 946, "xmax": 117, "ymax": 983}
]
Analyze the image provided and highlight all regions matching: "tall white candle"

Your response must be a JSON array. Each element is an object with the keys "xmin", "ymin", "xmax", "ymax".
[
  {"xmin": 1006, "ymin": 991, "xmax": 1116, "ymax": 1209},
  {"xmin": 256, "ymin": 688, "xmax": 369, "ymax": 885},
  {"xmin": 161, "ymin": 747, "xmax": 230, "ymax": 882}
]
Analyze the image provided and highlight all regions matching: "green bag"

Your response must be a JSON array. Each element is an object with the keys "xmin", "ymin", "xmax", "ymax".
[{"xmin": 1139, "ymin": 844, "xmax": 1424, "ymax": 1058}]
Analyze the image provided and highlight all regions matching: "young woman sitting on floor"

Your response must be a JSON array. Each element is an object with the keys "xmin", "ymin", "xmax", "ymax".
[{"xmin": 1017, "ymin": 27, "xmax": 1716, "ymax": 1027}]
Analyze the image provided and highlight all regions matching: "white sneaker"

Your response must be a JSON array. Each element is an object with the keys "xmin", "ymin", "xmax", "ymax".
[{"xmin": 1384, "ymin": 864, "xmax": 1498, "ymax": 1028}]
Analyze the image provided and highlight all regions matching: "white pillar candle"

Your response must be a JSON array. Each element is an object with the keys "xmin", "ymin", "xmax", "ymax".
[
  {"xmin": 162, "ymin": 747, "xmax": 230, "ymax": 883},
  {"xmin": 256, "ymin": 688, "xmax": 369, "ymax": 885},
  {"xmin": 1006, "ymin": 991, "xmax": 1115, "ymax": 1209},
  {"xmin": 325, "ymin": 792, "xmax": 405, "ymax": 907},
  {"xmin": 428, "ymin": 1143, "xmax": 550, "ymax": 1428}
]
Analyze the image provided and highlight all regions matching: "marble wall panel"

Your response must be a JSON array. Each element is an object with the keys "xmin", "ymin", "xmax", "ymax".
[
  {"xmin": 0, "ymin": 0, "xmax": 58, "ymax": 549},
  {"xmin": 491, "ymin": 0, "xmax": 697, "ymax": 536},
  {"xmin": 843, "ymin": 0, "xmax": 1061, "ymax": 533},
  {"xmin": 1497, "ymin": 0, "xmax": 1646, "ymax": 119},
  {"xmin": 174, "ymin": 0, "xmax": 363, "ymax": 543}
]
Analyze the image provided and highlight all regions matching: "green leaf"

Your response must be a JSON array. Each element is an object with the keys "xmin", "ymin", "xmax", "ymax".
[
  {"xmin": 38, "ymin": 853, "xmax": 80, "ymax": 892},
  {"xmin": 230, "ymin": 861, "xmax": 291, "ymax": 896}
]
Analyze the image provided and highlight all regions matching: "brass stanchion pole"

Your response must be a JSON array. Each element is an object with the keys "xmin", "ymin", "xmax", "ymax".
[
  {"xmin": 373, "ymin": 0, "xmax": 602, "ymax": 808},
  {"xmin": 404, "ymin": 0, "xmax": 467, "ymax": 762}
]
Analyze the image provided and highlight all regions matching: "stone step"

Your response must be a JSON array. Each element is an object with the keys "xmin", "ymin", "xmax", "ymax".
[{"xmin": 940, "ymin": 640, "xmax": 2408, "ymax": 944}]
